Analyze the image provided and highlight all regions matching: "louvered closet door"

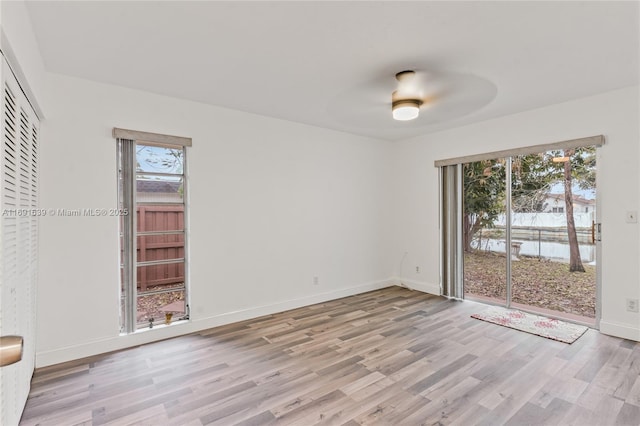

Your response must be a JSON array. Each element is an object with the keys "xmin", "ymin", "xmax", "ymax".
[{"xmin": 0, "ymin": 59, "xmax": 39, "ymax": 426}]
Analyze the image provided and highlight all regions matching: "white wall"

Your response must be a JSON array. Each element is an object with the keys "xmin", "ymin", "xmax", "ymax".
[
  {"xmin": 391, "ymin": 86, "xmax": 640, "ymax": 341},
  {"xmin": 0, "ymin": 0, "xmax": 46, "ymax": 116},
  {"xmin": 36, "ymin": 73, "xmax": 394, "ymax": 366}
]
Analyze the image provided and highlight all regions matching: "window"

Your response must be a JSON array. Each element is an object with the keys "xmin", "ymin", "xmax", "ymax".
[
  {"xmin": 115, "ymin": 128, "xmax": 191, "ymax": 333},
  {"xmin": 552, "ymin": 206, "xmax": 564, "ymax": 213}
]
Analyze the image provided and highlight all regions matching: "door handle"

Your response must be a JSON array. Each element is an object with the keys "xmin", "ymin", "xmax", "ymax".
[{"xmin": 0, "ymin": 336, "xmax": 23, "ymax": 367}]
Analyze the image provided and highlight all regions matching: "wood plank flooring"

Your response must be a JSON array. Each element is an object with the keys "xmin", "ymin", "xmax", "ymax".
[{"xmin": 20, "ymin": 287, "xmax": 640, "ymax": 425}]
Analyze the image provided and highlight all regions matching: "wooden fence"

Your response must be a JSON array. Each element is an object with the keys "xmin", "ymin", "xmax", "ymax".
[{"xmin": 136, "ymin": 205, "xmax": 184, "ymax": 291}]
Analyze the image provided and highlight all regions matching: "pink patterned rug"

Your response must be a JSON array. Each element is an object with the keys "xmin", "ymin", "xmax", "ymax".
[{"xmin": 471, "ymin": 306, "xmax": 588, "ymax": 344}]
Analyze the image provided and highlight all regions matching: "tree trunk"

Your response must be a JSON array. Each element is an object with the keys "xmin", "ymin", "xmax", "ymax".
[
  {"xmin": 563, "ymin": 153, "xmax": 585, "ymax": 272},
  {"xmin": 463, "ymin": 213, "xmax": 485, "ymax": 252},
  {"xmin": 463, "ymin": 214, "xmax": 473, "ymax": 252}
]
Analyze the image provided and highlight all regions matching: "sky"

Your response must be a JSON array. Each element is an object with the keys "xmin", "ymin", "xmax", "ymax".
[{"xmin": 549, "ymin": 182, "xmax": 595, "ymax": 199}]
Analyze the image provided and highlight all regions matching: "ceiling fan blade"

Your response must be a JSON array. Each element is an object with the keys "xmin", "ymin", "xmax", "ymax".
[{"xmin": 327, "ymin": 69, "xmax": 496, "ymax": 128}]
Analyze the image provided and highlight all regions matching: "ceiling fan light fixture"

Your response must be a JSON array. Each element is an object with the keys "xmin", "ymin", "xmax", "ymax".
[{"xmin": 392, "ymin": 99, "xmax": 421, "ymax": 121}]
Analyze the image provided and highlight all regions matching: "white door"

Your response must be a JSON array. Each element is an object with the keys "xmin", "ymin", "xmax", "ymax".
[{"xmin": 0, "ymin": 58, "xmax": 39, "ymax": 426}]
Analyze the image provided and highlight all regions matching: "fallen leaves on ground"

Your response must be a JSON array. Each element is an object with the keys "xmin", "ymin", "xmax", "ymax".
[
  {"xmin": 464, "ymin": 250, "xmax": 596, "ymax": 318},
  {"xmin": 136, "ymin": 284, "xmax": 185, "ymax": 325}
]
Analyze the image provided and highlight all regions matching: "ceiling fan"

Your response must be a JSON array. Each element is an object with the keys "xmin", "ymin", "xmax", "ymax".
[{"xmin": 327, "ymin": 67, "xmax": 497, "ymax": 129}]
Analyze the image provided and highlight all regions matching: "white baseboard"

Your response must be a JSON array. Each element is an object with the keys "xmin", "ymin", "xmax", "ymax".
[
  {"xmin": 599, "ymin": 319, "xmax": 640, "ymax": 342},
  {"xmin": 39, "ymin": 279, "xmax": 633, "ymax": 367},
  {"xmin": 36, "ymin": 279, "xmax": 394, "ymax": 367},
  {"xmin": 390, "ymin": 277, "xmax": 441, "ymax": 295}
]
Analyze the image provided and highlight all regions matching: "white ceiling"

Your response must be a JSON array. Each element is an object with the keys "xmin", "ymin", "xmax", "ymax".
[{"xmin": 26, "ymin": 1, "xmax": 639, "ymax": 141}]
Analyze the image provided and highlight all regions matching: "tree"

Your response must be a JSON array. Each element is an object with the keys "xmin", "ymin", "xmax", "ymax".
[
  {"xmin": 548, "ymin": 146, "xmax": 596, "ymax": 273},
  {"xmin": 462, "ymin": 146, "xmax": 596, "ymax": 273},
  {"xmin": 562, "ymin": 150, "xmax": 584, "ymax": 272},
  {"xmin": 463, "ymin": 157, "xmax": 552, "ymax": 252},
  {"xmin": 463, "ymin": 159, "xmax": 506, "ymax": 251},
  {"xmin": 511, "ymin": 153, "xmax": 554, "ymax": 213}
]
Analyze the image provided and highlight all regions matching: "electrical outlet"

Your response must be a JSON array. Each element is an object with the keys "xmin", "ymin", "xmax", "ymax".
[
  {"xmin": 313, "ymin": 276, "xmax": 319, "ymax": 285},
  {"xmin": 626, "ymin": 299, "xmax": 639, "ymax": 313},
  {"xmin": 415, "ymin": 266, "xmax": 420, "ymax": 273}
]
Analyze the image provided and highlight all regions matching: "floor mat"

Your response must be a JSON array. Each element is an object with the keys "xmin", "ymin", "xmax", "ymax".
[{"xmin": 471, "ymin": 305, "xmax": 588, "ymax": 344}]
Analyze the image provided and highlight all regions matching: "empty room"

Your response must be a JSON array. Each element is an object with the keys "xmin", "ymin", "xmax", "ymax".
[{"xmin": 0, "ymin": 1, "xmax": 639, "ymax": 425}]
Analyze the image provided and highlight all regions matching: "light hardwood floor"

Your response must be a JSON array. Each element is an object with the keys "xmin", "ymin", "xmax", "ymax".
[{"xmin": 20, "ymin": 287, "xmax": 640, "ymax": 425}]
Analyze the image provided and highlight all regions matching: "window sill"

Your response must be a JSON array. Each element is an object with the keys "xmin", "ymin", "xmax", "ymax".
[{"xmin": 120, "ymin": 318, "xmax": 190, "ymax": 336}]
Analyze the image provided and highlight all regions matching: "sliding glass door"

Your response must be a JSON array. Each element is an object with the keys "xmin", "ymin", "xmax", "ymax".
[
  {"xmin": 445, "ymin": 144, "xmax": 598, "ymax": 326},
  {"xmin": 463, "ymin": 158, "xmax": 508, "ymax": 307}
]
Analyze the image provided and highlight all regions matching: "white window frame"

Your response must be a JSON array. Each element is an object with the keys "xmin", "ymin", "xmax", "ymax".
[{"xmin": 114, "ymin": 128, "xmax": 191, "ymax": 334}]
